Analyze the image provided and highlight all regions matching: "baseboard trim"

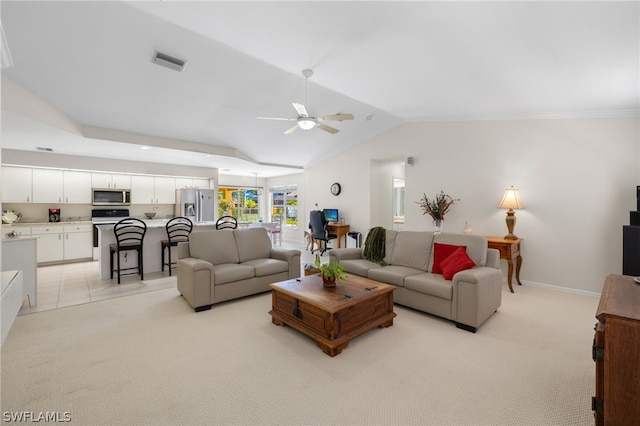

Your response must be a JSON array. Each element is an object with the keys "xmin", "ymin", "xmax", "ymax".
[{"xmin": 518, "ymin": 280, "xmax": 601, "ymax": 298}]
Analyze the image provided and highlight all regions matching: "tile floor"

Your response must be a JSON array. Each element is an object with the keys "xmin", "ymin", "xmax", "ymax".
[{"xmin": 18, "ymin": 239, "xmax": 327, "ymax": 315}]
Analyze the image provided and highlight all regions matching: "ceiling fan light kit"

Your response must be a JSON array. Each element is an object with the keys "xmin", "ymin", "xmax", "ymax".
[{"xmin": 257, "ymin": 69, "xmax": 354, "ymax": 134}]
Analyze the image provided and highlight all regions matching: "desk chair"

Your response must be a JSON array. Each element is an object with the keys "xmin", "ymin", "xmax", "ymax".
[
  {"xmin": 161, "ymin": 216, "xmax": 193, "ymax": 276},
  {"xmin": 109, "ymin": 218, "xmax": 147, "ymax": 284},
  {"xmin": 216, "ymin": 215, "xmax": 238, "ymax": 230},
  {"xmin": 309, "ymin": 210, "xmax": 337, "ymax": 255}
]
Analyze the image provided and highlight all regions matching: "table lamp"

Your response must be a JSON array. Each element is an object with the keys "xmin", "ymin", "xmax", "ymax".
[{"xmin": 498, "ymin": 185, "xmax": 525, "ymax": 240}]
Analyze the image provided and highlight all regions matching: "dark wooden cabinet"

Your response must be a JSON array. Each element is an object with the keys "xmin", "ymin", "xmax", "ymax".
[{"xmin": 593, "ymin": 274, "xmax": 640, "ymax": 425}]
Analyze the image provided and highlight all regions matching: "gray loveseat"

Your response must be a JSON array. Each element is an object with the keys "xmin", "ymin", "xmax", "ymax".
[
  {"xmin": 177, "ymin": 227, "xmax": 301, "ymax": 312},
  {"xmin": 329, "ymin": 230, "xmax": 502, "ymax": 332}
]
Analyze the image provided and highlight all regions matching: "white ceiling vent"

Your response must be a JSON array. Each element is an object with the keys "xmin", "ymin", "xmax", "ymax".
[{"xmin": 152, "ymin": 51, "xmax": 186, "ymax": 72}]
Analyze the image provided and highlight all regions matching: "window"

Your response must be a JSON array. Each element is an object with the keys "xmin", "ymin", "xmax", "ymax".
[
  {"xmin": 218, "ymin": 187, "xmax": 260, "ymax": 222},
  {"xmin": 271, "ymin": 186, "xmax": 297, "ymax": 227}
]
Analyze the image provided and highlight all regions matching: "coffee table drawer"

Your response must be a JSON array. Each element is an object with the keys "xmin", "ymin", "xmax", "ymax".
[{"xmin": 272, "ymin": 291, "xmax": 329, "ymax": 335}]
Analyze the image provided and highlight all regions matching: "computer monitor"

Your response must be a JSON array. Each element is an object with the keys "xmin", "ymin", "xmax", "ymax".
[{"xmin": 323, "ymin": 208, "xmax": 339, "ymax": 223}]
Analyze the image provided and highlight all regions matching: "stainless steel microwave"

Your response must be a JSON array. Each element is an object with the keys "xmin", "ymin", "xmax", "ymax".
[{"xmin": 92, "ymin": 188, "xmax": 131, "ymax": 206}]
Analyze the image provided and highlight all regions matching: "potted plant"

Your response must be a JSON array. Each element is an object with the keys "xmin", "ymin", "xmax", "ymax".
[{"xmin": 314, "ymin": 256, "xmax": 347, "ymax": 288}]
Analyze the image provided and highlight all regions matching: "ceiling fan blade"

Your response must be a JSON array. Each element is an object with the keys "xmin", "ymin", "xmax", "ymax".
[
  {"xmin": 317, "ymin": 123, "xmax": 339, "ymax": 134},
  {"xmin": 292, "ymin": 103, "xmax": 309, "ymax": 117},
  {"xmin": 319, "ymin": 113, "xmax": 354, "ymax": 122},
  {"xmin": 257, "ymin": 116, "xmax": 294, "ymax": 121},
  {"xmin": 284, "ymin": 124, "xmax": 299, "ymax": 135}
]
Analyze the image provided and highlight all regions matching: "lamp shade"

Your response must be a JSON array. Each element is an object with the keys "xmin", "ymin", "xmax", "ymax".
[{"xmin": 498, "ymin": 185, "xmax": 525, "ymax": 210}]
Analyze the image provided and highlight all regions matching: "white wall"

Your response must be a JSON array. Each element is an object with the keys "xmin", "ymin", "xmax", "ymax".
[{"xmin": 305, "ymin": 116, "xmax": 639, "ymax": 294}]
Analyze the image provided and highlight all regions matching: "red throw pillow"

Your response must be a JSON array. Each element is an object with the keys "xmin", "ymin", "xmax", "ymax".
[
  {"xmin": 432, "ymin": 243, "xmax": 466, "ymax": 274},
  {"xmin": 440, "ymin": 246, "xmax": 476, "ymax": 280}
]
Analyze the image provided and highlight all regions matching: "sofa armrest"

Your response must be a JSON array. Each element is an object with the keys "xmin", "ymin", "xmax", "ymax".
[
  {"xmin": 453, "ymin": 265, "xmax": 501, "ymax": 285},
  {"xmin": 486, "ymin": 248, "xmax": 500, "ymax": 269},
  {"xmin": 270, "ymin": 248, "xmax": 302, "ymax": 279},
  {"xmin": 177, "ymin": 258, "xmax": 214, "ymax": 311},
  {"xmin": 329, "ymin": 248, "xmax": 364, "ymax": 262},
  {"xmin": 452, "ymin": 266, "xmax": 502, "ymax": 330}
]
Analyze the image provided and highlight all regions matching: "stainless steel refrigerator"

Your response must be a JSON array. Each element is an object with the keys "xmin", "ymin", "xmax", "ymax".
[{"xmin": 175, "ymin": 189, "xmax": 217, "ymax": 222}]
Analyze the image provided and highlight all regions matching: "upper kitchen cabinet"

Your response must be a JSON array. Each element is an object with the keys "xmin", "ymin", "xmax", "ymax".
[
  {"xmin": 91, "ymin": 173, "xmax": 131, "ymax": 189},
  {"xmin": 175, "ymin": 177, "xmax": 212, "ymax": 190},
  {"xmin": 32, "ymin": 169, "xmax": 92, "ymax": 204},
  {"xmin": 2, "ymin": 166, "xmax": 33, "ymax": 203},
  {"xmin": 32, "ymin": 169, "xmax": 64, "ymax": 203},
  {"xmin": 131, "ymin": 176, "xmax": 176, "ymax": 204},
  {"xmin": 63, "ymin": 171, "xmax": 92, "ymax": 203}
]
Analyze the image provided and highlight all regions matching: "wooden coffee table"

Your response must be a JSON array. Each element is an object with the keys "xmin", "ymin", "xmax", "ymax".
[{"xmin": 269, "ymin": 274, "xmax": 396, "ymax": 356}]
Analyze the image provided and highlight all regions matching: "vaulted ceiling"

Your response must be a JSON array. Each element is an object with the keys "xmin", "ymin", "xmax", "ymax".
[{"xmin": 1, "ymin": 1, "xmax": 638, "ymax": 177}]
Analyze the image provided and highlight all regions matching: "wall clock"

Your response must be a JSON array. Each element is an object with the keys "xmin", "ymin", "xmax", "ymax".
[{"xmin": 330, "ymin": 182, "xmax": 342, "ymax": 196}]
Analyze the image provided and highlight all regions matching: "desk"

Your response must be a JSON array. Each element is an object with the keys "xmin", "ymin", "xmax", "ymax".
[
  {"xmin": 328, "ymin": 224, "xmax": 350, "ymax": 248},
  {"xmin": 485, "ymin": 237, "xmax": 523, "ymax": 293}
]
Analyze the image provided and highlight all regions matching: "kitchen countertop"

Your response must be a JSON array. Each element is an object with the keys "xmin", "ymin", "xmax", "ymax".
[
  {"xmin": 2, "ymin": 220, "xmax": 93, "ymax": 226},
  {"xmin": 95, "ymin": 220, "xmax": 217, "ymax": 230}
]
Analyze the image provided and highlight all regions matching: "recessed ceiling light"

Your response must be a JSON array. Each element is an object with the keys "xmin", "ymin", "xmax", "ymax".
[{"xmin": 140, "ymin": 146, "xmax": 151, "ymax": 150}]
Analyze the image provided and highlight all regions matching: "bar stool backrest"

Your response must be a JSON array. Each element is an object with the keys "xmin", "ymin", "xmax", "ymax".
[{"xmin": 166, "ymin": 216, "xmax": 193, "ymax": 243}]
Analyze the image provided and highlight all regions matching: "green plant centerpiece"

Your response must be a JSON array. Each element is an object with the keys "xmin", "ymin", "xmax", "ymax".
[{"xmin": 314, "ymin": 256, "xmax": 347, "ymax": 288}]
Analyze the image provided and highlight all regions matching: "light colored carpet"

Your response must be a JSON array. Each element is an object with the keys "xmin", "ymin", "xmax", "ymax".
[{"xmin": 1, "ymin": 283, "xmax": 599, "ymax": 425}]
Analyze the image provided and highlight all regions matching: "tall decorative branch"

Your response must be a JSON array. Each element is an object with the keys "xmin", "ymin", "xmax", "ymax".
[{"xmin": 417, "ymin": 191, "xmax": 460, "ymax": 220}]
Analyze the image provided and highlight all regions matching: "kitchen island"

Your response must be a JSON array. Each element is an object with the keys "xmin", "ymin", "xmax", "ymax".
[{"xmin": 96, "ymin": 219, "xmax": 217, "ymax": 280}]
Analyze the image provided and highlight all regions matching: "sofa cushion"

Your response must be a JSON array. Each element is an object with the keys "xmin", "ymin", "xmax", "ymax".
[
  {"xmin": 242, "ymin": 258, "xmax": 289, "ymax": 277},
  {"xmin": 390, "ymin": 231, "xmax": 433, "ymax": 271},
  {"xmin": 368, "ymin": 265, "xmax": 422, "ymax": 287},
  {"xmin": 383, "ymin": 229, "xmax": 398, "ymax": 265},
  {"xmin": 404, "ymin": 273, "xmax": 453, "ymax": 300},
  {"xmin": 234, "ymin": 228, "xmax": 272, "ymax": 262},
  {"xmin": 440, "ymin": 246, "xmax": 476, "ymax": 280},
  {"xmin": 340, "ymin": 259, "xmax": 383, "ymax": 277},
  {"xmin": 432, "ymin": 233, "xmax": 487, "ymax": 267},
  {"xmin": 212, "ymin": 263, "xmax": 254, "ymax": 285},
  {"xmin": 189, "ymin": 230, "xmax": 239, "ymax": 266},
  {"xmin": 431, "ymin": 243, "xmax": 465, "ymax": 274}
]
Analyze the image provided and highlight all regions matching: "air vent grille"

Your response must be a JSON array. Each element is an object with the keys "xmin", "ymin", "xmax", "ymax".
[{"xmin": 152, "ymin": 51, "xmax": 186, "ymax": 72}]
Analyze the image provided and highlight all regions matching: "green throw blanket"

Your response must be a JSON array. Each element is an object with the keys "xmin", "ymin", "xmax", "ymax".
[{"xmin": 363, "ymin": 226, "xmax": 386, "ymax": 265}]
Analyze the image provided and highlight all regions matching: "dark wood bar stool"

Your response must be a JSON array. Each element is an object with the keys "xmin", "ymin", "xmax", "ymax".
[
  {"xmin": 109, "ymin": 218, "xmax": 147, "ymax": 284},
  {"xmin": 161, "ymin": 216, "xmax": 193, "ymax": 276}
]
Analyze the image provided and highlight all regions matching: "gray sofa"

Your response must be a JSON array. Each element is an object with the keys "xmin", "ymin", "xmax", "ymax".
[
  {"xmin": 177, "ymin": 227, "xmax": 301, "ymax": 312},
  {"xmin": 329, "ymin": 230, "xmax": 502, "ymax": 332}
]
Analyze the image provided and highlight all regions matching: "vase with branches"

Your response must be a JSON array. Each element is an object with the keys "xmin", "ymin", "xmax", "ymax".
[{"xmin": 417, "ymin": 190, "xmax": 460, "ymax": 233}]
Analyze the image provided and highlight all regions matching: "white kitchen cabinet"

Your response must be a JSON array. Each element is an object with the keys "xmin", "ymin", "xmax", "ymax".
[
  {"xmin": 32, "ymin": 169, "xmax": 92, "ymax": 204},
  {"xmin": 32, "ymin": 169, "xmax": 64, "ymax": 203},
  {"xmin": 154, "ymin": 176, "xmax": 176, "ymax": 204},
  {"xmin": 131, "ymin": 175, "xmax": 154, "ymax": 204},
  {"xmin": 63, "ymin": 171, "xmax": 92, "ymax": 203},
  {"xmin": 91, "ymin": 173, "xmax": 131, "ymax": 189},
  {"xmin": 32, "ymin": 226, "xmax": 64, "ymax": 263},
  {"xmin": 32, "ymin": 224, "xmax": 92, "ymax": 263},
  {"xmin": 63, "ymin": 224, "xmax": 93, "ymax": 260},
  {"xmin": 175, "ymin": 177, "xmax": 211, "ymax": 190},
  {"xmin": 131, "ymin": 175, "xmax": 175, "ymax": 204},
  {"xmin": 2, "ymin": 166, "xmax": 33, "ymax": 203}
]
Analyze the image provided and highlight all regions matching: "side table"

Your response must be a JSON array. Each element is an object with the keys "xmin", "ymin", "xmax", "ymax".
[{"xmin": 485, "ymin": 237, "xmax": 523, "ymax": 293}]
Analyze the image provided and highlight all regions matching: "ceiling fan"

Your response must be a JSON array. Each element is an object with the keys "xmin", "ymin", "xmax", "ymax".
[{"xmin": 258, "ymin": 69, "xmax": 354, "ymax": 135}]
